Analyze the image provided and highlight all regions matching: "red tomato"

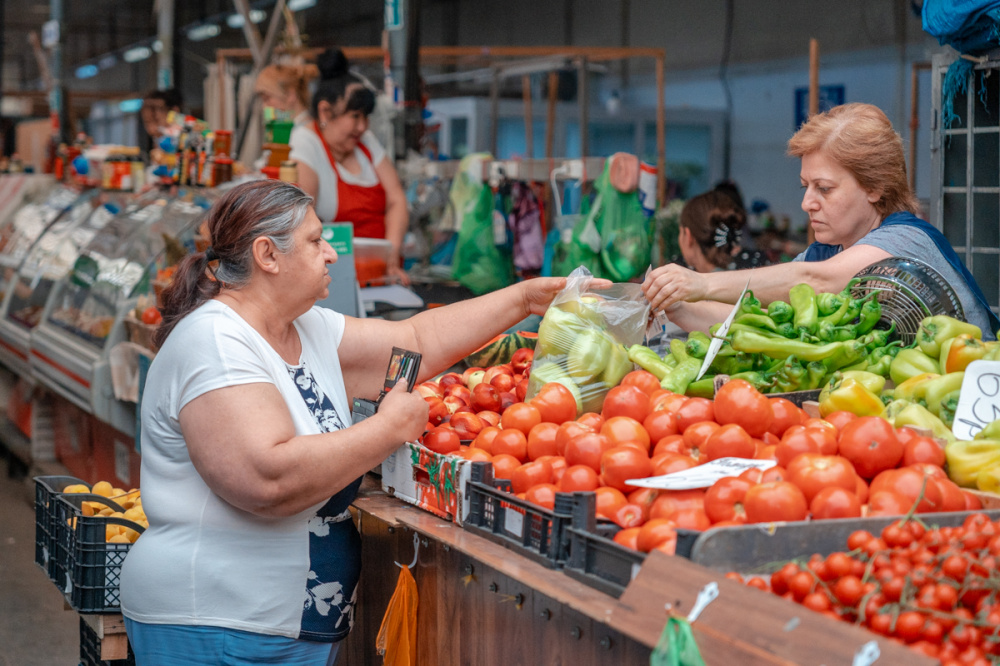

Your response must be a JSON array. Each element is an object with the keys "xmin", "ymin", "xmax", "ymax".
[
  {"xmin": 602, "ymin": 385, "xmax": 650, "ymax": 423},
  {"xmin": 490, "ymin": 453, "xmax": 522, "ymax": 480},
  {"xmin": 703, "ymin": 476, "xmax": 753, "ymax": 524},
  {"xmin": 652, "ymin": 434, "xmax": 687, "ymax": 457},
  {"xmin": 786, "ymin": 453, "xmax": 858, "ymax": 504},
  {"xmin": 564, "ymin": 432, "xmax": 613, "ymax": 472},
  {"xmin": 526, "ymin": 422, "xmax": 560, "ymax": 460},
  {"xmin": 649, "ymin": 489, "xmax": 705, "ymax": 521},
  {"xmin": 612, "ymin": 503, "xmax": 646, "ymax": 529},
  {"xmin": 627, "ymin": 487, "xmax": 659, "ymax": 522},
  {"xmin": 675, "ymin": 397, "xmax": 715, "ymax": 431},
  {"xmin": 713, "ymin": 379, "xmax": 773, "ymax": 438},
  {"xmin": 455, "ymin": 446, "xmax": 492, "ymax": 463},
  {"xmin": 500, "ymin": 402, "xmax": 542, "ymax": 436},
  {"xmin": 423, "ymin": 426, "xmax": 461, "ymax": 454},
  {"xmin": 524, "ymin": 483, "xmax": 558, "ymax": 510},
  {"xmin": 870, "ymin": 467, "xmax": 943, "ymax": 513},
  {"xmin": 510, "ymin": 460, "xmax": 554, "ymax": 494},
  {"xmin": 903, "ymin": 436, "xmax": 947, "ymax": 467},
  {"xmin": 643, "ymin": 410, "xmax": 679, "ymax": 444},
  {"xmin": 620, "ymin": 370, "xmax": 662, "ymax": 396},
  {"xmin": 672, "ymin": 507, "xmax": 711, "ymax": 531},
  {"xmin": 529, "ymin": 382, "xmax": 578, "ymax": 424},
  {"xmin": 767, "ymin": 398, "xmax": 803, "ymax": 437},
  {"xmin": 477, "ymin": 410, "xmax": 501, "ymax": 427},
  {"xmin": 600, "ymin": 445, "xmax": 654, "ymax": 492},
  {"xmin": 824, "ymin": 410, "xmax": 857, "ymax": 432},
  {"xmin": 837, "ymin": 416, "xmax": 903, "ymax": 479},
  {"xmin": 743, "ymin": 481, "xmax": 808, "ymax": 523},
  {"xmin": 558, "ymin": 464, "xmax": 600, "ymax": 492},
  {"xmin": 594, "ymin": 486, "xmax": 628, "ymax": 519},
  {"xmin": 636, "ymin": 519, "xmax": 679, "ymax": 553},
  {"xmin": 703, "ymin": 423, "xmax": 755, "ymax": 461},
  {"xmin": 577, "ymin": 412, "xmax": 605, "ymax": 431},
  {"xmin": 931, "ymin": 477, "xmax": 967, "ymax": 512},
  {"xmin": 141, "ymin": 306, "xmax": 163, "ymax": 325},
  {"xmin": 810, "ymin": 486, "xmax": 862, "ymax": 519},
  {"xmin": 651, "ymin": 453, "xmax": 698, "ymax": 476},
  {"xmin": 867, "ymin": 489, "xmax": 911, "ymax": 516},
  {"xmin": 555, "ymin": 421, "xmax": 594, "ymax": 456},
  {"xmin": 471, "ymin": 426, "xmax": 500, "ymax": 454},
  {"xmin": 613, "ymin": 526, "xmax": 641, "ymax": 550},
  {"xmin": 601, "ymin": 416, "xmax": 651, "ymax": 452},
  {"xmin": 894, "ymin": 426, "xmax": 920, "ymax": 445},
  {"xmin": 855, "ymin": 475, "xmax": 869, "ymax": 503},
  {"xmin": 964, "ymin": 490, "xmax": 983, "ymax": 511},
  {"xmin": 650, "ymin": 391, "xmax": 688, "ymax": 414},
  {"xmin": 540, "ymin": 456, "xmax": 568, "ymax": 485},
  {"xmin": 491, "ymin": 428, "xmax": 529, "ymax": 462},
  {"xmin": 682, "ymin": 421, "xmax": 720, "ymax": 461},
  {"xmin": 774, "ymin": 425, "xmax": 824, "ymax": 467}
]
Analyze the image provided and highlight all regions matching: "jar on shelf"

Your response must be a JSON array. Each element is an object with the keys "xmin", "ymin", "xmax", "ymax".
[
  {"xmin": 279, "ymin": 160, "xmax": 298, "ymax": 183},
  {"xmin": 214, "ymin": 130, "xmax": 233, "ymax": 157},
  {"xmin": 214, "ymin": 156, "xmax": 234, "ymax": 185}
]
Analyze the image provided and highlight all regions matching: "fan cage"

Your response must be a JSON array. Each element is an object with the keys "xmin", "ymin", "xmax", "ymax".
[{"xmin": 849, "ymin": 258, "xmax": 964, "ymax": 346}]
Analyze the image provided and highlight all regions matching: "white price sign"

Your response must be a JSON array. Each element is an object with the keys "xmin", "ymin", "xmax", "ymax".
[
  {"xmin": 626, "ymin": 457, "xmax": 777, "ymax": 490},
  {"xmin": 951, "ymin": 360, "xmax": 1000, "ymax": 440}
]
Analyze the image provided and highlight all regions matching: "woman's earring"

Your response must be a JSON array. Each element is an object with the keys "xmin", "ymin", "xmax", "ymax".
[{"xmin": 320, "ymin": 121, "xmax": 327, "ymax": 129}]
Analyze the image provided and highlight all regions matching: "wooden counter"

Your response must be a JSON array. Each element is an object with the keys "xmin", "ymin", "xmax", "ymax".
[{"xmin": 341, "ymin": 478, "xmax": 932, "ymax": 666}]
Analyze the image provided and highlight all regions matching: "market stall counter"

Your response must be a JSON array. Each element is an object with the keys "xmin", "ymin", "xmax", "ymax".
[{"xmin": 340, "ymin": 477, "xmax": 930, "ymax": 666}]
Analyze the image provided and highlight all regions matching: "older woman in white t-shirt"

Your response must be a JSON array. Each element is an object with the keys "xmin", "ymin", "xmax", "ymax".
[{"xmin": 290, "ymin": 48, "xmax": 409, "ymax": 285}]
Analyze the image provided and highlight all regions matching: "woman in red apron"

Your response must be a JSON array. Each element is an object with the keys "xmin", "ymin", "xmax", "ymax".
[{"xmin": 291, "ymin": 48, "xmax": 409, "ymax": 285}]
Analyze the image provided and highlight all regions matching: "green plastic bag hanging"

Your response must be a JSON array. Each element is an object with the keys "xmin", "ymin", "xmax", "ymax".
[
  {"xmin": 650, "ymin": 617, "xmax": 706, "ymax": 666},
  {"xmin": 593, "ymin": 161, "xmax": 652, "ymax": 282},
  {"xmin": 450, "ymin": 153, "xmax": 515, "ymax": 294},
  {"xmin": 551, "ymin": 183, "xmax": 604, "ymax": 278}
]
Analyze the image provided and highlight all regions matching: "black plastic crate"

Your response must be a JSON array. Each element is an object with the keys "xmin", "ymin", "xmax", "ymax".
[
  {"xmin": 79, "ymin": 617, "xmax": 134, "ymax": 666},
  {"xmin": 463, "ymin": 462, "xmax": 573, "ymax": 568},
  {"xmin": 34, "ymin": 475, "xmax": 88, "ymax": 589},
  {"xmin": 56, "ymin": 494, "xmax": 144, "ymax": 613},
  {"xmin": 562, "ymin": 492, "xmax": 699, "ymax": 599}
]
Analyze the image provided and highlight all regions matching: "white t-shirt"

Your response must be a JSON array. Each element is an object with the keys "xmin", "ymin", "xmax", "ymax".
[
  {"xmin": 289, "ymin": 127, "xmax": 386, "ymax": 223},
  {"xmin": 121, "ymin": 301, "xmax": 363, "ymax": 641}
]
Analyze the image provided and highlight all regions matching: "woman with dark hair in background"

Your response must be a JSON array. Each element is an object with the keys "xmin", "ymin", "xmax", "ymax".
[
  {"xmin": 677, "ymin": 190, "xmax": 768, "ymax": 273},
  {"xmin": 289, "ymin": 48, "xmax": 409, "ymax": 284}
]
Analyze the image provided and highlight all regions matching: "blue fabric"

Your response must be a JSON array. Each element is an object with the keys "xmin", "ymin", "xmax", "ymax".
[
  {"xmin": 286, "ymin": 361, "xmax": 362, "ymax": 642},
  {"xmin": 923, "ymin": 0, "xmax": 1000, "ymax": 54},
  {"xmin": 125, "ymin": 619, "xmax": 341, "ymax": 666},
  {"xmin": 800, "ymin": 211, "xmax": 1000, "ymax": 335}
]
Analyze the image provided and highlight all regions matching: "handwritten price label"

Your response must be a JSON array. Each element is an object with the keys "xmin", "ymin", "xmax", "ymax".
[
  {"xmin": 626, "ymin": 457, "xmax": 777, "ymax": 490},
  {"xmin": 952, "ymin": 360, "xmax": 1000, "ymax": 440}
]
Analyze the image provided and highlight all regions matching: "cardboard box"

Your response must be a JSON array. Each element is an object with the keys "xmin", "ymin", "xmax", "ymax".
[{"xmin": 381, "ymin": 442, "xmax": 472, "ymax": 524}]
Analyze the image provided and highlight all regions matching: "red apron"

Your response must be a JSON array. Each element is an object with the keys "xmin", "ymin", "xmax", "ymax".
[{"xmin": 314, "ymin": 121, "xmax": 387, "ymax": 239}]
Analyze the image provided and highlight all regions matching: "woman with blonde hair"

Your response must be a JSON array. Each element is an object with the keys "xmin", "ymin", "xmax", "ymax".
[
  {"xmin": 255, "ymin": 62, "xmax": 318, "ymax": 127},
  {"xmin": 643, "ymin": 102, "xmax": 999, "ymax": 338}
]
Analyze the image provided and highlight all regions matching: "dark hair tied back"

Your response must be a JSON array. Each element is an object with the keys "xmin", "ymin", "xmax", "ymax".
[
  {"xmin": 311, "ymin": 48, "xmax": 376, "ymax": 119},
  {"xmin": 316, "ymin": 48, "xmax": 350, "ymax": 81}
]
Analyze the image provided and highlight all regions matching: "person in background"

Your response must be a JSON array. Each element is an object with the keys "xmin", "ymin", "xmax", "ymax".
[
  {"xmin": 290, "ymin": 48, "xmax": 409, "ymax": 285},
  {"xmin": 120, "ymin": 180, "xmax": 578, "ymax": 665},
  {"xmin": 255, "ymin": 62, "xmax": 317, "ymax": 128},
  {"xmin": 140, "ymin": 88, "xmax": 183, "ymax": 144},
  {"xmin": 676, "ymin": 190, "xmax": 768, "ymax": 273},
  {"xmin": 643, "ymin": 102, "xmax": 1000, "ymax": 339}
]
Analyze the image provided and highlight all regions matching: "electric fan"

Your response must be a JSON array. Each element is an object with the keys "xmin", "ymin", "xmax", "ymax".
[{"xmin": 849, "ymin": 257, "xmax": 964, "ymax": 346}]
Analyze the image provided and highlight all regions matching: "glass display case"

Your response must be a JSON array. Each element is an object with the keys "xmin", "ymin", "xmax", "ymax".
[{"xmin": 30, "ymin": 187, "xmax": 214, "ymax": 435}]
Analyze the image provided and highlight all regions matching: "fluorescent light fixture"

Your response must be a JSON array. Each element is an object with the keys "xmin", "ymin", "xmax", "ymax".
[
  {"xmin": 123, "ymin": 46, "xmax": 152, "ymax": 63},
  {"xmin": 186, "ymin": 23, "xmax": 221, "ymax": 41},
  {"xmin": 288, "ymin": 0, "xmax": 316, "ymax": 10},
  {"xmin": 119, "ymin": 98, "xmax": 143, "ymax": 113},
  {"xmin": 152, "ymin": 40, "xmax": 162, "ymax": 53},
  {"xmin": 75, "ymin": 64, "xmax": 98, "ymax": 79},
  {"xmin": 227, "ymin": 9, "xmax": 266, "ymax": 28},
  {"xmin": 98, "ymin": 55, "xmax": 117, "ymax": 70}
]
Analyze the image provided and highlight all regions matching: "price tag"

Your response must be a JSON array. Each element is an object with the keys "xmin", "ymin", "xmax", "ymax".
[
  {"xmin": 952, "ymin": 360, "xmax": 1000, "ymax": 440},
  {"xmin": 504, "ymin": 507, "xmax": 524, "ymax": 538},
  {"xmin": 626, "ymin": 457, "xmax": 777, "ymax": 490}
]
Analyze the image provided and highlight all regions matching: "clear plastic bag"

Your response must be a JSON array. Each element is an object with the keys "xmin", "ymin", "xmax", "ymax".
[{"xmin": 526, "ymin": 266, "xmax": 650, "ymax": 415}]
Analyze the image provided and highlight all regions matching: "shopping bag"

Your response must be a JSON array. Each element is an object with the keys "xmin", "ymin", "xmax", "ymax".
[
  {"xmin": 375, "ymin": 565, "xmax": 418, "ymax": 666},
  {"xmin": 649, "ymin": 617, "xmax": 706, "ymax": 666}
]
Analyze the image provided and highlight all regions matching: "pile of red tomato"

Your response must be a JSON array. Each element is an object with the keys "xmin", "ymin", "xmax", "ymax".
[
  {"xmin": 419, "ymin": 358, "xmax": 982, "ymax": 557},
  {"xmin": 732, "ymin": 514, "xmax": 1000, "ymax": 665}
]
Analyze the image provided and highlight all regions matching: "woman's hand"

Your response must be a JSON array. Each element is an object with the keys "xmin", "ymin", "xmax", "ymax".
[
  {"xmin": 378, "ymin": 379, "xmax": 429, "ymax": 443},
  {"xmin": 520, "ymin": 276, "xmax": 613, "ymax": 316},
  {"xmin": 642, "ymin": 264, "xmax": 710, "ymax": 313},
  {"xmin": 386, "ymin": 259, "xmax": 411, "ymax": 286}
]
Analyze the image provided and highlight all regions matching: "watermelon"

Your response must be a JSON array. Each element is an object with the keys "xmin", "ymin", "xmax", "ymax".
[{"xmin": 460, "ymin": 331, "xmax": 538, "ymax": 369}]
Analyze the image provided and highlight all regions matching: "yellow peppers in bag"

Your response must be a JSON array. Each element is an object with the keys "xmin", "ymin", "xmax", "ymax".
[
  {"xmin": 947, "ymin": 438, "xmax": 1000, "ymax": 487},
  {"xmin": 818, "ymin": 377, "xmax": 885, "ymax": 418}
]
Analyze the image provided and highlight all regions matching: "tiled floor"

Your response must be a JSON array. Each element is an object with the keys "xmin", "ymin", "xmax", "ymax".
[{"xmin": 0, "ymin": 468, "xmax": 80, "ymax": 665}]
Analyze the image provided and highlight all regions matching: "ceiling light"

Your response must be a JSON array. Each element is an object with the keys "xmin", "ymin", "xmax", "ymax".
[
  {"xmin": 119, "ymin": 99, "xmax": 143, "ymax": 113},
  {"xmin": 186, "ymin": 24, "xmax": 221, "ymax": 41},
  {"xmin": 152, "ymin": 40, "xmax": 163, "ymax": 53},
  {"xmin": 98, "ymin": 55, "xmax": 117, "ymax": 70},
  {"xmin": 288, "ymin": 0, "xmax": 316, "ymax": 10},
  {"xmin": 75, "ymin": 64, "xmax": 98, "ymax": 79},
  {"xmin": 226, "ymin": 10, "xmax": 265, "ymax": 28},
  {"xmin": 123, "ymin": 46, "xmax": 152, "ymax": 63}
]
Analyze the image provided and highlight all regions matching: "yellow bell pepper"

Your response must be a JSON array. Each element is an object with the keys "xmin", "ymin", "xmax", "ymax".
[
  {"xmin": 976, "ymin": 463, "xmax": 1000, "ymax": 494},
  {"xmin": 939, "ymin": 334, "xmax": 990, "ymax": 374},
  {"xmin": 891, "ymin": 372, "xmax": 940, "ymax": 402},
  {"xmin": 882, "ymin": 399, "xmax": 912, "ymax": 423},
  {"xmin": 893, "ymin": 402, "xmax": 956, "ymax": 443},
  {"xmin": 839, "ymin": 370, "xmax": 886, "ymax": 394},
  {"xmin": 889, "ymin": 349, "xmax": 940, "ymax": 385},
  {"xmin": 947, "ymin": 438, "xmax": 1000, "ymax": 487},
  {"xmin": 818, "ymin": 377, "xmax": 885, "ymax": 418},
  {"xmin": 921, "ymin": 372, "xmax": 966, "ymax": 417},
  {"xmin": 918, "ymin": 315, "xmax": 982, "ymax": 358},
  {"xmin": 975, "ymin": 419, "xmax": 1000, "ymax": 440}
]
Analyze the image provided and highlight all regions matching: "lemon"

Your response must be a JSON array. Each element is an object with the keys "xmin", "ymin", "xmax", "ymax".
[{"xmin": 91, "ymin": 481, "xmax": 114, "ymax": 498}]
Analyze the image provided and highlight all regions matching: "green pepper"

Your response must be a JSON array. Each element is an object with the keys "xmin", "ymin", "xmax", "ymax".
[
  {"xmin": 816, "ymin": 320, "xmax": 857, "ymax": 343},
  {"xmin": 725, "ymin": 322, "xmax": 788, "ymax": 340},
  {"xmin": 816, "ymin": 292, "xmax": 843, "ymax": 317},
  {"xmin": 685, "ymin": 377, "xmax": 716, "ymax": 398},
  {"xmin": 733, "ymin": 313, "xmax": 779, "ymax": 333},
  {"xmin": 767, "ymin": 300, "xmax": 794, "ymax": 325},
  {"xmin": 741, "ymin": 290, "xmax": 765, "ymax": 316},
  {"xmin": 819, "ymin": 376, "xmax": 885, "ymax": 418},
  {"xmin": 627, "ymin": 345, "xmax": 674, "ymax": 381},
  {"xmin": 893, "ymin": 402, "xmax": 955, "ymax": 443},
  {"xmin": 859, "ymin": 322, "xmax": 896, "ymax": 352},
  {"xmin": 821, "ymin": 340, "xmax": 867, "ymax": 372},
  {"xmin": 889, "ymin": 348, "xmax": 941, "ymax": 385},
  {"xmin": 731, "ymin": 370, "xmax": 768, "ymax": 392},
  {"xmin": 921, "ymin": 371, "xmax": 965, "ymax": 417},
  {"xmin": 684, "ymin": 332, "xmax": 711, "ymax": 359},
  {"xmin": 866, "ymin": 353, "xmax": 893, "ymax": 377},
  {"xmin": 939, "ymin": 334, "xmax": 990, "ymax": 374},
  {"xmin": 661, "ymin": 357, "xmax": 702, "ymax": 395},
  {"xmin": 854, "ymin": 299, "xmax": 882, "ymax": 336},
  {"xmin": 602, "ymin": 343, "xmax": 634, "ymax": 386},
  {"xmin": 842, "ymin": 360, "xmax": 870, "ymax": 372},
  {"xmin": 789, "ymin": 283, "xmax": 818, "ymax": 334},
  {"xmin": 805, "ymin": 361, "xmax": 829, "ymax": 390},
  {"xmin": 917, "ymin": 315, "xmax": 982, "ymax": 358},
  {"xmin": 771, "ymin": 356, "xmax": 808, "ymax": 393},
  {"xmin": 892, "ymin": 372, "xmax": 940, "ymax": 402},
  {"xmin": 566, "ymin": 329, "xmax": 612, "ymax": 381},
  {"xmin": 731, "ymin": 329, "xmax": 856, "ymax": 363},
  {"xmin": 670, "ymin": 338, "xmax": 690, "ymax": 363},
  {"xmin": 711, "ymin": 350, "xmax": 756, "ymax": 376},
  {"xmin": 775, "ymin": 322, "xmax": 797, "ymax": 338},
  {"xmin": 939, "ymin": 389, "xmax": 961, "ymax": 428}
]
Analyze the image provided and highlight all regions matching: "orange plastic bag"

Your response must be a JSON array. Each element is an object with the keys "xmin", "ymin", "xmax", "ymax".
[{"xmin": 375, "ymin": 565, "xmax": 418, "ymax": 666}]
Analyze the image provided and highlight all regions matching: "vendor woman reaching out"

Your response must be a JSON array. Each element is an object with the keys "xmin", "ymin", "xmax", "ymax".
[{"xmin": 643, "ymin": 103, "xmax": 999, "ymax": 340}]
